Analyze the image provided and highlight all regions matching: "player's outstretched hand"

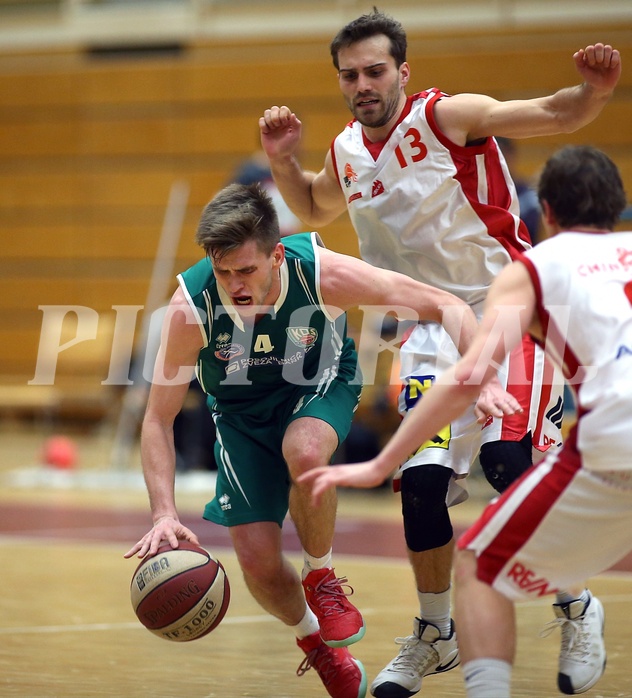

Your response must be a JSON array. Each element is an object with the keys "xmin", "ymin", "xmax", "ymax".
[
  {"xmin": 123, "ymin": 515, "xmax": 201, "ymax": 560},
  {"xmin": 298, "ymin": 460, "xmax": 388, "ymax": 507},
  {"xmin": 573, "ymin": 44, "xmax": 621, "ymax": 94},
  {"xmin": 474, "ymin": 376, "xmax": 523, "ymax": 423}
]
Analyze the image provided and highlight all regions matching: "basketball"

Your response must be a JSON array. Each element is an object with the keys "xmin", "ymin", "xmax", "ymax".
[{"xmin": 130, "ymin": 541, "xmax": 230, "ymax": 642}]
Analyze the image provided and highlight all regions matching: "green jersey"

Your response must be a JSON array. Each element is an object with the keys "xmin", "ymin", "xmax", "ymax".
[{"xmin": 177, "ymin": 232, "xmax": 359, "ymax": 419}]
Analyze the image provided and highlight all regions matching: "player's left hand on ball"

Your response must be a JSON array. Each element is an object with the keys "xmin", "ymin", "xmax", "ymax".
[{"xmin": 123, "ymin": 516, "xmax": 200, "ymax": 559}]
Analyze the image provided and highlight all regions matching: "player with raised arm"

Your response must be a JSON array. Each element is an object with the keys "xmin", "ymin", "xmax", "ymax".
[
  {"xmin": 124, "ymin": 182, "xmax": 513, "ymax": 698},
  {"xmin": 260, "ymin": 10, "xmax": 620, "ymax": 696}
]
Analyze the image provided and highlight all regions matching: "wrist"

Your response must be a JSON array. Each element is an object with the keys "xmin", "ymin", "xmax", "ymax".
[{"xmin": 581, "ymin": 81, "xmax": 613, "ymax": 101}]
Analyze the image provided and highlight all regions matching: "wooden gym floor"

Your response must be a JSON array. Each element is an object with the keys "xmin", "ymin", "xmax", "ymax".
[{"xmin": 1, "ymin": 421, "xmax": 631, "ymax": 698}]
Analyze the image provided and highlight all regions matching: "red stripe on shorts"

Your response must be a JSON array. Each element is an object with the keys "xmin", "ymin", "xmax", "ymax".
[
  {"xmin": 532, "ymin": 354, "xmax": 555, "ymax": 449},
  {"xmin": 500, "ymin": 335, "xmax": 536, "ymax": 441},
  {"xmin": 458, "ymin": 427, "xmax": 580, "ymax": 586}
]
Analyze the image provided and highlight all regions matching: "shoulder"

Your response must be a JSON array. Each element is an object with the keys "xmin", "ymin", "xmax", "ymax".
[
  {"xmin": 169, "ymin": 286, "xmax": 204, "ymax": 321},
  {"xmin": 178, "ymin": 257, "xmax": 215, "ymax": 297},
  {"xmin": 523, "ymin": 234, "xmax": 574, "ymax": 267},
  {"xmin": 283, "ymin": 232, "xmax": 321, "ymax": 261},
  {"xmin": 490, "ymin": 258, "xmax": 535, "ymax": 303},
  {"xmin": 162, "ymin": 286, "xmax": 206, "ymax": 349}
]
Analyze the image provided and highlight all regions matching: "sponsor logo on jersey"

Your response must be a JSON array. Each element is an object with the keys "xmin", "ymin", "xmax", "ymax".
[
  {"xmin": 215, "ymin": 343, "xmax": 245, "ymax": 361},
  {"xmin": 343, "ymin": 162, "xmax": 358, "ymax": 187},
  {"xmin": 545, "ymin": 395, "xmax": 564, "ymax": 431},
  {"xmin": 618, "ymin": 247, "xmax": 632, "ymax": 269},
  {"xmin": 348, "ymin": 192, "xmax": 362, "ymax": 204},
  {"xmin": 578, "ymin": 248, "xmax": 632, "ymax": 276},
  {"xmin": 506, "ymin": 561, "xmax": 559, "ymax": 597},
  {"xmin": 371, "ymin": 179, "xmax": 385, "ymax": 197},
  {"xmin": 216, "ymin": 332, "xmax": 231, "ymax": 343},
  {"xmin": 403, "ymin": 375, "xmax": 435, "ymax": 410},
  {"xmin": 218, "ymin": 493, "xmax": 231, "ymax": 511},
  {"xmin": 404, "ymin": 375, "xmax": 451, "ymax": 452},
  {"xmin": 286, "ymin": 327, "xmax": 318, "ymax": 348}
]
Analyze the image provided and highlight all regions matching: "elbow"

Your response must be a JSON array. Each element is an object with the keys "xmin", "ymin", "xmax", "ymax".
[
  {"xmin": 305, "ymin": 199, "xmax": 339, "ymax": 229},
  {"xmin": 304, "ymin": 210, "xmax": 334, "ymax": 229}
]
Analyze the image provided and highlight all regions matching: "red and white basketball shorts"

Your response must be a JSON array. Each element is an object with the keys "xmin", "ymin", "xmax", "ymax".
[
  {"xmin": 458, "ymin": 430, "xmax": 632, "ymax": 601},
  {"xmin": 396, "ymin": 323, "xmax": 564, "ymax": 479}
]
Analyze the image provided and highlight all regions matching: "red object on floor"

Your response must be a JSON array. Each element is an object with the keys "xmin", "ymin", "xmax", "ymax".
[{"xmin": 42, "ymin": 435, "xmax": 78, "ymax": 469}]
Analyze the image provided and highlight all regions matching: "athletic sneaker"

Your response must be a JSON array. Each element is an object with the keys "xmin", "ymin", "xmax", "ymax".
[
  {"xmin": 303, "ymin": 568, "xmax": 366, "ymax": 647},
  {"xmin": 370, "ymin": 618, "xmax": 460, "ymax": 698},
  {"xmin": 297, "ymin": 631, "xmax": 368, "ymax": 698},
  {"xmin": 543, "ymin": 593, "xmax": 606, "ymax": 694}
]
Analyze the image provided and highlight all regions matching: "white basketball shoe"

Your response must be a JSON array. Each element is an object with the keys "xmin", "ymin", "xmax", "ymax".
[
  {"xmin": 370, "ymin": 618, "xmax": 459, "ymax": 697},
  {"xmin": 542, "ymin": 592, "xmax": 606, "ymax": 694}
]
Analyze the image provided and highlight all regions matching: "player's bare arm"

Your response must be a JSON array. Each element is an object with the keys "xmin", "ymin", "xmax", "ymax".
[
  {"xmin": 301, "ymin": 261, "xmax": 534, "ymax": 504},
  {"xmin": 320, "ymin": 247, "xmax": 519, "ymax": 406},
  {"xmin": 434, "ymin": 43, "xmax": 621, "ymax": 144},
  {"xmin": 124, "ymin": 288, "xmax": 203, "ymax": 559},
  {"xmin": 458, "ymin": 261, "xmax": 538, "ymax": 391},
  {"xmin": 319, "ymin": 248, "xmax": 478, "ymax": 352},
  {"xmin": 259, "ymin": 105, "xmax": 346, "ymax": 226}
]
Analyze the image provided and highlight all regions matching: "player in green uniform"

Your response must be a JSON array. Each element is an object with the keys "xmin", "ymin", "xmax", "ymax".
[{"xmin": 125, "ymin": 182, "xmax": 516, "ymax": 698}]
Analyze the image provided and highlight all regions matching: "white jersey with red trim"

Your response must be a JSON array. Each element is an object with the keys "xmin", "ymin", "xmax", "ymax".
[
  {"xmin": 331, "ymin": 88, "xmax": 562, "ymax": 479},
  {"xmin": 521, "ymin": 231, "xmax": 632, "ymax": 471},
  {"xmin": 331, "ymin": 89, "xmax": 531, "ymax": 306}
]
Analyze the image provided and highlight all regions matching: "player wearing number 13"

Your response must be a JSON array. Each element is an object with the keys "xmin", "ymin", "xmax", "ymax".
[{"xmin": 260, "ymin": 10, "xmax": 621, "ymax": 696}]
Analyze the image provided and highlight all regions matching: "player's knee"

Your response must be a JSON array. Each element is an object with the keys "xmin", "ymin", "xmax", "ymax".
[
  {"xmin": 401, "ymin": 465, "xmax": 453, "ymax": 552},
  {"xmin": 479, "ymin": 433, "xmax": 532, "ymax": 494},
  {"xmin": 453, "ymin": 548, "xmax": 477, "ymax": 587},
  {"xmin": 284, "ymin": 442, "xmax": 331, "ymax": 481}
]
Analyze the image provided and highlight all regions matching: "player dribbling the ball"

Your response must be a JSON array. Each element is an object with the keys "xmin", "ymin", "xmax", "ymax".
[{"xmin": 124, "ymin": 181, "xmax": 513, "ymax": 698}]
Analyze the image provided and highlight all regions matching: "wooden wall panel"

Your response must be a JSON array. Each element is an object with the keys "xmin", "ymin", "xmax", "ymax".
[{"xmin": 0, "ymin": 24, "xmax": 630, "ymax": 386}]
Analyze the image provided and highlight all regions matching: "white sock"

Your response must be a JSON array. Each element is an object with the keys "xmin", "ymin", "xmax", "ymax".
[
  {"xmin": 555, "ymin": 588, "xmax": 590, "ymax": 606},
  {"xmin": 462, "ymin": 658, "xmax": 512, "ymax": 698},
  {"xmin": 418, "ymin": 587, "xmax": 452, "ymax": 637},
  {"xmin": 292, "ymin": 606, "xmax": 320, "ymax": 640},
  {"xmin": 302, "ymin": 548, "xmax": 332, "ymax": 579}
]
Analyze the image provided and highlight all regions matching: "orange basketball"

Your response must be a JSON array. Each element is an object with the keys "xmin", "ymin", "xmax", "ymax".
[{"xmin": 130, "ymin": 541, "xmax": 230, "ymax": 642}]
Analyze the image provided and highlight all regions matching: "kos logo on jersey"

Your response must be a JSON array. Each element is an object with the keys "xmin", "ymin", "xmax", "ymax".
[{"xmin": 286, "ymin": 327, "xmax": 318, "ymax": 349}]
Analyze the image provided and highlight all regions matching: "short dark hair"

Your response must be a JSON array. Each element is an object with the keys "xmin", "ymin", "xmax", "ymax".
[
  {"xmin": 195, "ymin": 183, "xmax": 280, "ymax": 262},
  {"xmin": 537, "ymin": 145, "xmax": 626, "ymax": 231},
  {"xmin": 330, "ymin": 7, "xmax": 407, "ymax": 70}
]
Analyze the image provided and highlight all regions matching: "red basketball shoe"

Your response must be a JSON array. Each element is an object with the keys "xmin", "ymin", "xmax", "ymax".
[
  {"xmin": 297, "ymin": 631, "xmax": 367, "ymax": 698},
  {"xmin": 303, "ymin": 568, "xmax": 366, "ymax": 647}
]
